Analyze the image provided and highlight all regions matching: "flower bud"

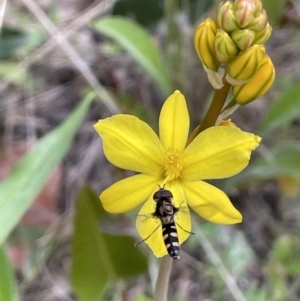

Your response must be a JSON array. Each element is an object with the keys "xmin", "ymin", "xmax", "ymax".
[
  {"xmin": 215, "ymin": 29, "xmax": 239, "ymax": 63},
  {"xmin": 231, "ymin": 29, "xmax": 255, "ymax": 50},
  {"xmin": 217, "ymin": 1, "xmax": 239, "ymax": 32},
  {"xmin": 194, "ymin": 18, "xmax": 220, "ymax": 71},
  {"xmin": 235, "ymin": 0, "xmax": 256, "ymax": 28},
  {"xmin": 227, "ymin": 45, "xmax": 265, "ymax": 85},
  {"xmin": 232, "ymin": 54, "xmax": 275, "ymax": 104},
  {"xmin": 218, "ymin": 119, "xmax": 238, "ymax": 128},
  {"xmin": 253, "ymin": 22, "xmax": 272, "ymax": 44},
  {"xmin": 253, "ymin": 0, "xmax": 263, "ymax": 13},
  {"xmin": 247, "ymin": 9, "xmax": 268, "ymax": 31}
]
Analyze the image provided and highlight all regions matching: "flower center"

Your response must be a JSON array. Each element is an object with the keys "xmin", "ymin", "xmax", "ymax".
[{"xmin": 163, "ymin": 147, "xmax": 184, "ymax": 181}]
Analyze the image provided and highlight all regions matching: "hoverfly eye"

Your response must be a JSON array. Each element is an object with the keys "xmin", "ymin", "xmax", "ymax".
[
  {"xmin": 153, "ymin": 190, "xmax": 161, "ymax": 201},
  {"xmin": 162, "ymin": 190, "xmax": 173, "ymax": 199},
  {"xmin": 153, "ymin": 187, "xmax": 173, "ymax": 201}
]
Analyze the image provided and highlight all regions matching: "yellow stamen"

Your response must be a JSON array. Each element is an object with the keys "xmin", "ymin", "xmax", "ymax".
[{"xmin": 164, "ymin": 147, "xmax": 184, "ymax": 181}]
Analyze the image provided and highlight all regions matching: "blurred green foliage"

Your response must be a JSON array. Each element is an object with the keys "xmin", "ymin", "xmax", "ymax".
[
  {"xmin": 265, "ymin": 235, "xmax": 300, "ymax": 300},
  {"xmin": 225, "ymin": 80, "xmax": 300, "ymax": 190},
  {"xmin": 0, "ymin": 93, "xmax": 93, "ymax": 245},
  {"xmin": 112, "ymin": 0, "xmax": 213, "ymax": 25},
  {"xmin": 92, "ymin": 16, "xmax": 172, "ymax": 96},
  {"xmin": 260, "ymin": 81, "xmax": 300, "ymax": 135},
  {"xmin": 0, "ymin": 61, "xmax": 31, "ymax": 86},
  {"xmin": 71, "ymin": 186, "xmax": 148, "ymax": 301},
  {"xmin": 112, "ymin": 0, "xmax": 164, "ymax": 27},
  {"xmin": 263, "ymin": 0, "xmax": 288, "ymax": 25},
  {"xmin": 0, "ymin": 246, "xmax": 17, "ymax": 301},
  {"xmin": 0, "ymin": 26, "xmax": 27, "ymax": 59}
]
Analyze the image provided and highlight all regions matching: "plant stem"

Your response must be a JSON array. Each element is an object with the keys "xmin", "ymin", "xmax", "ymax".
[
  {"xmin": 187, "ymin": 80, "xmax": 231, "ymax": 144},
  {"xmin": 154, "ymin": 256, "xmax": 173, "ymax": 301}
]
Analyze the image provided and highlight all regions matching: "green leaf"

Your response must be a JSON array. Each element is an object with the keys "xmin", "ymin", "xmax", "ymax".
[
  {"xmin": 0, "ymin": 246, "xmax": 18, "ymax": 301},
  {"xmin": 0, "ymin": 27, "xmax": 27, "ymax": 59},
  {"xmin": 71, "ymin": 187, "xmax": 108, "ymax": 301},
  {"xmin": 225, "ymin": 142, "xmax": 300, "ymax": 190},
  {"xmin": 92, "ymin": 17, "xmax": 171, "ymax": 96},
  {"xmin": 101, "ymin": 232, "xmax": 147, "ymax": 278},
  {"xmin": 71, "ymin": 186, "xmax": 147, "ymax": 301},
  {"xmin": 260, "ymin": 81, "xmax": 300, "ymax": 134},
  {"xmin": 0, "ymin": 93, "xmax": 93, "ymax": 245}
]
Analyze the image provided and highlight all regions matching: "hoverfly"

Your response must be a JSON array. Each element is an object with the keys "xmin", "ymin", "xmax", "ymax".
[
  {"xmin": 153, "ymin": 187, "xmax": 180, "ymax": 259},
  {"xmin": 136, "ymin": 187, "xmax": 193, "ymax": 259}
]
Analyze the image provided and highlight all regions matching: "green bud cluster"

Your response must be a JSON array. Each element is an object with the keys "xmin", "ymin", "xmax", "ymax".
[
  {"xmin": 194, "ymin": 0, "xmax": 274, "ymax": 104},
  {"xmin": 217, "ymin": 0, "xmax": 271, "ymax": 56}
]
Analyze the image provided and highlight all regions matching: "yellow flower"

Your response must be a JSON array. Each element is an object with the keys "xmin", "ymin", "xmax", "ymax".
[{"xmin": 94, "ymin": 91, "xmax": 261, "ymax": 257}]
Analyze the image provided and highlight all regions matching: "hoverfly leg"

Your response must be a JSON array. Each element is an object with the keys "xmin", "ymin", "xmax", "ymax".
[
  {"xmin": 175, "ymin": 201, "xmax": 195, "ymax": 235},
  {"xmin": 135, "ymin": 224, "xmax": 161, "ymax": 247},
  {"xmin": 175, "ymin": 222, "xmax": 195, "ymax": 235}
]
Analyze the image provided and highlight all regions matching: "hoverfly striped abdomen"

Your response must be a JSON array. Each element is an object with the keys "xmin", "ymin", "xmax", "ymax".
[
  {"xmin": 162, "ymin": 223, "xmax": 180, "ymax": 259},
  {"xmin": 153, "ymin": 187, "xmax": 180, "ymax": 259}
]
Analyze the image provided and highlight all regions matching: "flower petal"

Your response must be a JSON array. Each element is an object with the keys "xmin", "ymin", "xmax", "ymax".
[
  {"xmin": 136, "ymin": 195, "xmax": 166, "ymax": 257},
  {"xmin": 159, "ymin": 91, "xmax": 190, "ymax": 151},
  {"xmin": 182, "ymin": 126, "xmax": 261, "ymax": 180},
  {"xmin": 94, "ymin": 115, "xmax": 165, "ymax": 175},
  {"xmin": 168, "ymin": 181, "xmax": 192, "ymax": 247},
  {"xmin": 136, "ymin": 181, "xmax": 191, "ymax": 258},
  {"xmin": 100, "ymin": 174, "xmax": 159, "ymax": 213},
  {"xmin": 182, "ymin": 180, "xmax": 242, "ymax": 224}
]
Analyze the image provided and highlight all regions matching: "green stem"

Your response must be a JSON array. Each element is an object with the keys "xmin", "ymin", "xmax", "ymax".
[
  {"xmin": 154, "ymin": 256, "xmax": 173, "ymax": 301},
  {"xmin": 187, "ymin": 80, "xmax": 231, "ymax": 145}
]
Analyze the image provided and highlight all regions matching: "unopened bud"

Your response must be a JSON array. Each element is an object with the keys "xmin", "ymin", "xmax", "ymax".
[
  {"xmin": 194, "ymin": 18, "xmax": 220, "ymax": 71},
  {"xmin": 253, "ymin": 0, "xmax": 263, "ymax": 13},
  {"xmin": 218, "ymin": 1, "xmax": 239, "ymax": 32},
  {"xmin": 247, "ymin": 9, "xmax": 268, "ymax": 31},
  {"xmin": 231, "ymin": 29, "xmax": 255, "ymax": 50},
  {"xmin": 215, "ymin": 29, "xmax": 239, "ymax": 63},
  {"xmin": 235, "ymin": 0, "xmax": 256, "ymax": 28},
  {"xmin": 218, "ymin": 119, "xmax": 238, "ymax": 128},
  {"xmin": 227, "ymin": 45, "xmax": 265, "ymax": 85},
  {"xmin": 253, "ymin": 22, "xmax": 272, "ymax": 44},
  {"xmin": 232, "ymin": 54, "xmax": 275, "ymax": 104}
]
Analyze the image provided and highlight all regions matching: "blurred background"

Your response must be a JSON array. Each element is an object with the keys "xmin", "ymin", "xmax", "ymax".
[{"xmin": 1, "ymin": 0, "xmax": 300, "ymax": 300}]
